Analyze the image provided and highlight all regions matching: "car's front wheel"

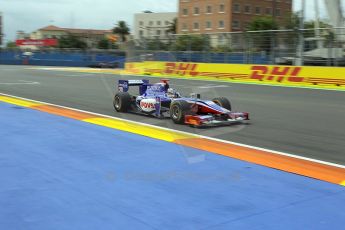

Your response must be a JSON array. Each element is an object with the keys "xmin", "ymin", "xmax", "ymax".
[
  {"xmin": 170, "ymin": 100, "xmax": 190, "ymax": 124},
  {"xmin": 113, "ymin": 92, "xmax": 131, "ymax": 112},
  {"xmin": 212, "ymin": 97, "xmax": 232, "ymax": 111}
]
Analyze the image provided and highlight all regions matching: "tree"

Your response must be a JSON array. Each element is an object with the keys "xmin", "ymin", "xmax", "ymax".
[
  {"xmin": 284, "ymin": 12, "xmax": 331, "ymax": 31},
  {"xmin": 58, "ymin": 35, "xmax": 87, "ymax": 49},
  {"xmin": 171, "ymin": 35, "xmax": 210, "ymax": 51},
  {"xmin": 166, "ymin": 18, "xmax": 177, "ymax": 34},
  {"xmin": 6, "ymin": 41, "xmax": 17, "ymax": 48},
  {"xmin": 97, "ymin": 38, "xmax": 118, "ymax": 49},
  {"xmin": 113, "ymin": 21, "xmax": 130, "ymax": 42},
  {"xmin": 247, "ymin": 16, "xmax": 279, "ymax": 53},
  {"xmin": 247, "ymin": 16, "xmax": 278, "ymax": 31},
  {"xmin": 144, "ymin": 38, "xmax": 168, "ymax": 50}
]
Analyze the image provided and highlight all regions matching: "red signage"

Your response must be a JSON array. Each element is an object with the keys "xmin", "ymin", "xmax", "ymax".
[
  {"xmin": 250, "ymin": 66, "xmax": 304, "ymax": 83},
  {"xmin": 16, "ymin": 39, "xmax": 58, "ymax": 47},
  {"xmin": 164, "ymin": 62, "xmax": 199, "ymax": 76}
]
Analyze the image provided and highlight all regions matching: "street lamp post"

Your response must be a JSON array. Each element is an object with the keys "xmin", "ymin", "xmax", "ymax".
[{"xmin": 296, "ymin": 0, "xmax": 305, "ymax": 66}]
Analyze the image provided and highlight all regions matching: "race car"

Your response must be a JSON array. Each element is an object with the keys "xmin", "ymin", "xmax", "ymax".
[{"xmin": 113, "ymin": 79, "xmax": 249, "ymax": 127}]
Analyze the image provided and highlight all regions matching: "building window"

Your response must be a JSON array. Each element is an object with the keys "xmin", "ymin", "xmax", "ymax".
[
  {"xmin": 156, "ymin": 30, "xmax": 161, "ymax": 36},
  {"xmin": 233, "ymin": 4, "xmax": 240, "ymax": 13},
  {"xmin": 182, "ymin": 23, "xmax": 188, "ymax": 31},
  {"xmin": 139, "ymin": 30, "xmax": 144, "ymax": 37},
  {"xmin": 193, "ymin": 22, "xmax": 199, "ymax": 30},
  {"xmin": 218, "ymin": 20, "xmax": 225, "ymax": 29},
  {"xmin": 275, "ymin": 8, "xmax": 281, "ymax": 16},
  {"xmin": 183, "ymin": 8, "xmax": 188, "ymax": 16},
  {"xmin": 206, "ymin": 5, "xmax": 212, "ymax": 14},
  {"xmin": 165, "ymin": 21, "xmax": 170, "ymax": 25},
  {"xmin": 219, "ymin": 4, "xmax": 225, "ymax": 13},
  {"xmin": 244, "ymin": 5, "xmax": 251, "ymax": 14},
  {"xmin": 139, "ymin": 21, "xmax": 144, "ymax": 26},
  {"xmin": 149, "ymin": 21, "xmax": 153, "ymax": 26},
  {"xmin": 255, "ymin": 7, "xmax": 261, "ymax": 15},
  {"xmin": 194, "ymin": 7, "xmax": 200, "ymax": 15},
  {"xmin": 232, "ymin": 20, "xmax": 240, "ymax": 29},
  {"xmin": 206, "ymin": 21, "xmax": 212, "ymax": 29},
  {"xmin": 265, "ymin": 8, "xmax": 272, "ymax": 15},
  {"xmin": 244, "ymin": 22, "xmax": 251, "ymax": 30},
  {"xmin": 157, "ymin": 21, "xmax": 161, "ymax": 26}
]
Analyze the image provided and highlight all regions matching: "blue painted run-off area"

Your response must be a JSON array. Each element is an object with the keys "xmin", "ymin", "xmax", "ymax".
[{"xmin": 0, "ymin": 102, "xmax": 344, "ymax": 230}]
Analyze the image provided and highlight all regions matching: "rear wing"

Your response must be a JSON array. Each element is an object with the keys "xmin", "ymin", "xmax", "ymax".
[{"xmin": 118, "ymin": 79, "xmax": 149, "ymax": 95}]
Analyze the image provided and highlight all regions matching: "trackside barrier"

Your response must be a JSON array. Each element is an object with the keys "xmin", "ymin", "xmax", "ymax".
[{"xmin": 124, "ymin": 62, "xmax": 345, "ymax": 90}]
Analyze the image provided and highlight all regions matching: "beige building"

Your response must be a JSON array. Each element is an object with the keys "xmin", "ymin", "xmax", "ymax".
[
  {"xmin": 177, "ymin": 0, "xmax": 292, "ymax": 34},
  {"xmin": 30, "ymin": 25, "xmax": 113, "ymax": 48},
  {"xmin": 134, "ymin": 12, "xmax": 177, "ymax": 39}
]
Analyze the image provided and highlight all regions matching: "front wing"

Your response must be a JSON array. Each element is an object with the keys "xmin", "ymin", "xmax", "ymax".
[{"xmin": 184, "ymin": 112, "xmax": 249, "ymax": 127}]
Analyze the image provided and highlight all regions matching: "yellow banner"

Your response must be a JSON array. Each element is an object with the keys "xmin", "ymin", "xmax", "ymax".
[{"xmin": 124, "ymin": 62, "xmax": 345, "ymax": 89}]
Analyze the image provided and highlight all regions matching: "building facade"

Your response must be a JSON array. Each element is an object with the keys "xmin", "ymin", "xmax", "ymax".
[
  {"xmin": 133, "ymin": 12, "xmax": 177, "ymax": 40},
  {"xmin": 177, "ymin": 0, "xmax": 292, "ymax": 34},
  {"xmin": 30, "ymin": 25, "xmax": 113, "ymax": 48}
]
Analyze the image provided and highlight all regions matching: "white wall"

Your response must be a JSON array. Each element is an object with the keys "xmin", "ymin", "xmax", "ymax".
[{"xmin": 133, "ymin": 12, "xmax": 177, "ymax": 40}]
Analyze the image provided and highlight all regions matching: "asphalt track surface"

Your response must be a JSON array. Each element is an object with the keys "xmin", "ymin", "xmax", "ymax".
[{"xmin": 1, "ymin": 65, "xmax": 345, "ymax": 166}]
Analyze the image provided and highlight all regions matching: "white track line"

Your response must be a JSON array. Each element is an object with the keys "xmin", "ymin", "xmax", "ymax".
[{"xmin": 1, "ymin": 92, "xmax": 344, "ymax": 169}]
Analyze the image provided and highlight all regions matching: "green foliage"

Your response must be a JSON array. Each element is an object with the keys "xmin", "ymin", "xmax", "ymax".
[
  {"xmin": 6, "ymin": 41, "xmax": 17, "ymax": 48},
  {"xmin": 166, "ymin": 18, "xmax": 177, "ymax": 34},
  {"xmin": 58, "ymin": 35, "xmax": 87, "ymax": 49},
  {"xmin": 304, "ymin": 20, "xmax": 332, "ymax": 38},
  {"xmin": 144, "ymin": 38, "xmax": 168, "ymax": 50},
  {"xmin": 113, "ymin": 21, "xmax": 130, "ymax": 42},
  {"xmin": 247, "ymin": 16, "xmax": 278, "ymax": 31},
  {"xmin": 283, "ymin": 12, "xmax": 300, "ymax": 29},
  {"xmin": 212, "ymin": 45, "xmax": 232, "ymax": 53},
  {"xmin": 247, "ymin": 16, "xmax": 278, "ymax": 53},
  {"xmin": 284, "ymin": 12, "xmax": 331, "ymax": 30},
  {"xmin": 97, "ymin": 38, "xmax": 118, "ymax": 49},
  {"xmin": 171, "ymin": 35, "xmax": 210, "ymax": 51}
]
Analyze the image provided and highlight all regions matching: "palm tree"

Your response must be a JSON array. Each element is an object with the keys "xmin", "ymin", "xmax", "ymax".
[
  {"xmin": 113, "ymin": 21, "xmax": 130, "ymax": 42},
  {"xmin": 166, "ymin": 18, "xmax": 177, "ymax": 34}
]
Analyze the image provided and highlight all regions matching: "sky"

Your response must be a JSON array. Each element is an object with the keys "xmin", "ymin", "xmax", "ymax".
[{"xmin": 0, "ymin": 0, "xmax": 335, "ymax": 43}]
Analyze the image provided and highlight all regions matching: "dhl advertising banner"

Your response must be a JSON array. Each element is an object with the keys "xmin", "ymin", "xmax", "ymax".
[{"xmin": 124, "ymin": 61, "xmax": 345, "ymax": 90}]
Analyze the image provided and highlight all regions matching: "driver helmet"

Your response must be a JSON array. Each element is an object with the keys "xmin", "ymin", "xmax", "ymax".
[{"xmin": 167, "ymin": 88, "xmax": 177, "ymax": 98}]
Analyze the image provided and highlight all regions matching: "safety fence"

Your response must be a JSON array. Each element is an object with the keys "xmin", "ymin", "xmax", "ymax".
[
  {"xmin": 128, "ymin": 28, "xmax": 345, "ymax": 66},
  {"xmin": 0, "ymin": 49, "xmax": 126, "ymax": 68}
]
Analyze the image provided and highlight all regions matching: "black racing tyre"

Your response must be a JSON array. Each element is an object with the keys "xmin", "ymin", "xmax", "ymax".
[
  {"xmin": 113, "ymin": 92, "xmax": 131, "ymax": 112},
  {"xmin": 170, "ymin": 100, "xmax": 190, "ymax": 124},
  {"xmin": 212, "ymin": 97, "xmax": 232, "ymax": 110}
]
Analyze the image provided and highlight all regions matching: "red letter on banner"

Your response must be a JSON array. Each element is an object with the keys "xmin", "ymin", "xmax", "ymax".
[
  {"xmin": 287, "ymin": 67, "xmax": 304, "ymax": 82},
  {"xmin": 189, "ymin": 64, "xmax": 199, "ymax": 76},
  {"xmin": 177, "ymin": 63, "xmax": 190, "ymax": 75},
  {"xmin": 250, "ymin": 66, "xmax": 268, "ymax": 81},
  {"xmin": 165, "ymin": 63, "xmax": 176, "ymax": 74},
  {"xmin": 269, "ymin": 67, "xmax": 290, "ymax": 82}
]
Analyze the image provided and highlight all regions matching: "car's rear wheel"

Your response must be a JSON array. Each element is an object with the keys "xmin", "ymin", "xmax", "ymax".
[
  {"xmin": 170, "ymin": 100, "xmax": 190, "ymax": 124},
  {"xmin": 113, "ymin": 92, "xmax": 131, "ymax": 112},
  {"xmin": 212, "ymin": 97, "xmax": 232, "ymax": 110}
]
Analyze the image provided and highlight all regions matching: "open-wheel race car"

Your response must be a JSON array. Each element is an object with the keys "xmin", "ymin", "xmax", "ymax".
[{"xmin": 113, "ymin": 79, "xmax": 249, "ymax": 127}]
